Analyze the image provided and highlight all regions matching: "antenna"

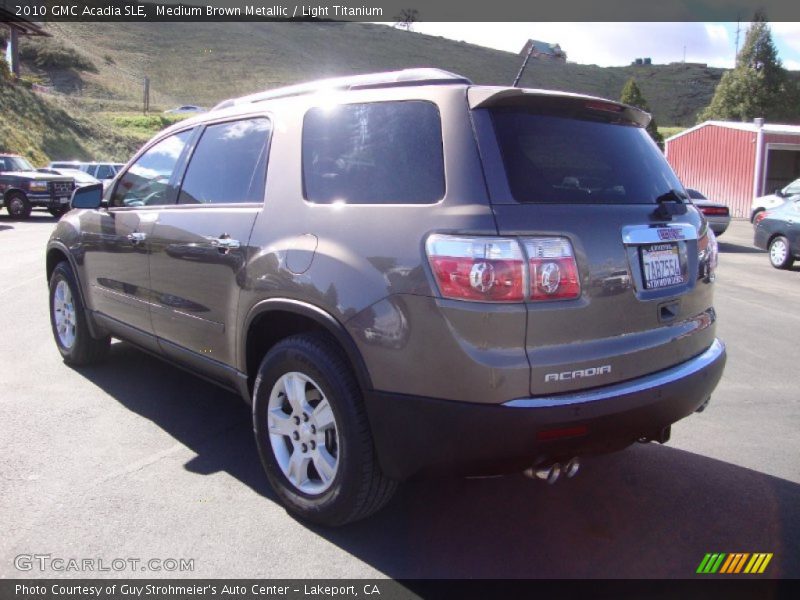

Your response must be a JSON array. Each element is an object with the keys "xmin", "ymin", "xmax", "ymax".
[{"xmin": 513, "ymin": 40, "xmax": 535, "ymax": 87}]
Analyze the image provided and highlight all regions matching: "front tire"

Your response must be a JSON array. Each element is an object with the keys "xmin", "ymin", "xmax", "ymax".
[
  {"xmin": 5, "ymin": 192, "xmax": 32, "ymax": 220},
  {"xmin": 253, "ymin": 333, "xmax": 397, "ymax": 526},
  {"xmin": 49, "ymin": 262, "xmax": 110, "ymax": 365},
  {"xmin": 768, "ymin": 235, "xmax": 794, "ymax": 270}
]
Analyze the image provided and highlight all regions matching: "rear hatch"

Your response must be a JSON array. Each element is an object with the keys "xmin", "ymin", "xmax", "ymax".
[{"xmin": 469, "ymin": 88, "xmax": 717, "ymax": 396}]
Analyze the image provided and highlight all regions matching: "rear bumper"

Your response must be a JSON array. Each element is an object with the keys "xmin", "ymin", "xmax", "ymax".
[{"xmin": 364, "ymin": 339, "xmax": 726, "ymax": 480}]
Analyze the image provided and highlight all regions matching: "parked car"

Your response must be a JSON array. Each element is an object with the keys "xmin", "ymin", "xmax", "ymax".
[
  {"xmin": 750, "ymin": 177, "xmax": 800, "ymax": 222},
  {"xmin": 1, "ymin": 154, "xmax": 75, "ymax": 218},
  {"xmin": 38, "ymin": 168, "xmax": 101, "ymax": 189},
  {"xmin": 46, "ymin": 69, "xmax": 726, "ymax": 525},
  {"xmin": 754, "ymin": 197, "xmax": 800, "ymax": 269},
  {"xmin": 164, "ymin": 105, "xmax": 207, "ymax": 114},
  {"xmin": 686, "ymin": 188, "xmax": 731, "ymax": 236},
  {"xmin": 49, "ymin": 161, "xmax": 125, "ymax": 186}
]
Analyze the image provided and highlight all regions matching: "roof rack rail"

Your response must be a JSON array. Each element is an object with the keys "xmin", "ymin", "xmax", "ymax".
[{"xmin": 211, "ymin": 68, "xmax": 472, "ymax": 111}]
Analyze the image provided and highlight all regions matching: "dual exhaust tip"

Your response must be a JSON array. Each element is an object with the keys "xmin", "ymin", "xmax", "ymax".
[{"xmin": 524, "ymin": 457, "xmax": 580, "ymax": 484}]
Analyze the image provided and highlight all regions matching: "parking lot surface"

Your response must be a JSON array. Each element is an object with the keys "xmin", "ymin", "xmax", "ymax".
[{"xmin": 1, "ymin": 215, "xmax": 798, "ymax": 578}]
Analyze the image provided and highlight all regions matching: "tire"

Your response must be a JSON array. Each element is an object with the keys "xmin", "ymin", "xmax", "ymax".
[
  {"xmin": 5, "ymin": 192, "xmax": 32, "ymax": 220},
  {"xmin": 253, "ymin": 332, "xmax": 397, "ymax": 526},
  {"xmin": 768, "ymin": 235, "xmax": 794, "ymax": 270},
  {"xmin": 48, "ymin": 207, "xmax": 69, "ymax": 218},
  {"xmin": 49, "ymin": 261, "xmax": 110, "ymax": 365}
]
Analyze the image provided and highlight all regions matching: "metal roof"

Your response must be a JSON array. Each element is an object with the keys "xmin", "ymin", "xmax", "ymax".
[{"xmin": 666, "ymin": 120, "xmax": 800, "ymax": 143}]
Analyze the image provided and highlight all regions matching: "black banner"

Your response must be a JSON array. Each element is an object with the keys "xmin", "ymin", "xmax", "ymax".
[
  {"xmin": 2, "ymin": 580, "xmax": 800, "ymax": 600},
  {"xmin": 3, "ymin": 0, "xmax": 800, "ymax": 22}
]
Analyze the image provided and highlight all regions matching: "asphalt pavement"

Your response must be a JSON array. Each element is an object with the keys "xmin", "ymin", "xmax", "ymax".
[{"xmin": 0, "ymin": 214, "xmax": 797, "ymax": 579}]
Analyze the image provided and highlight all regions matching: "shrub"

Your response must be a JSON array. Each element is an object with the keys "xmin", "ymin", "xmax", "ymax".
[{"xmin": 20, "ymin": 40, "xmax": 97, "ymax": 73}]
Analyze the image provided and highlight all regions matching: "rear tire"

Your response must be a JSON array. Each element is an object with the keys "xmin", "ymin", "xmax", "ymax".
[
  {"xmin": 253, "ymin": 332, "xmax": 397, "ymax": 526},
  {"xmin": 49, "ymin": 261, "xmax": 110, "ymax": 365},
  {"xmin": 768, "ymin": 236, "xmax": 794, "ymax": 270},
  {"xmin": 5, "ymin": 192, "xmax": 32, "ymax": 220}
]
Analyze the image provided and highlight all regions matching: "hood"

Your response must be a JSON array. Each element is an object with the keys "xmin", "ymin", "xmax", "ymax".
[{"xmin": 2, "ymin": 170, "xmax": 73, "ymax": 182}]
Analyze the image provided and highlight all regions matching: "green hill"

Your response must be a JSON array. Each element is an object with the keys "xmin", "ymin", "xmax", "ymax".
[{"xmin": 2, "ymin": 21, "xmax": 737, "ymax": 162}]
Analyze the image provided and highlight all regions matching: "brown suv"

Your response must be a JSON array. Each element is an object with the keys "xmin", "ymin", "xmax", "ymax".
[{"xmin": 46, "ymin": 69, "xmax": 726, "ymax": 525}]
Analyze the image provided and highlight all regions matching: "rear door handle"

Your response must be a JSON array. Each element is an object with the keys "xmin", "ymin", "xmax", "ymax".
[{"xmin": 127, "ymin": 232, "xmax": 147, "ymax": 244}]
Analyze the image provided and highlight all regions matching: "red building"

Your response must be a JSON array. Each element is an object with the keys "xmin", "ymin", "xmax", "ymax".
[{"xmin": 665, "ymin": 120, "xmax": 800, "ymax": 218}]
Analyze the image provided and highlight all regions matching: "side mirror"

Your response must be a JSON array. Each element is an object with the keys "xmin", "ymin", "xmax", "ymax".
[
  {"xmin": 775, "ymin": 188, "xmax": 785, "ymax": 197},
  {"xmin": 70, "ymin": 183, "xmax": 103, "ymax": 210}
]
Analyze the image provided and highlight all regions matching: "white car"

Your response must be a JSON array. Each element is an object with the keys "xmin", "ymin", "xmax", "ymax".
[
  {"xmin": 164, "ymin": 105, "xmax": 207, "ymax": 114},
  {"xmin": 751, "ymin": 178, "xmax": 800, "ymax": 222}
]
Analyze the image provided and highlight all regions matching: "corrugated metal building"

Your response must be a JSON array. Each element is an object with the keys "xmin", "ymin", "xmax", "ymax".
[{"xmin": 665, "ymin": 121, "xmax": 800, "ymax": 218}]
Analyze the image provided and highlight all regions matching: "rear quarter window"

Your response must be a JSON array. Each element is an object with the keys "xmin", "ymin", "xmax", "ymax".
[{"xmin": 302, "ymin": 100, "xmax": 444, "ymax": 204}]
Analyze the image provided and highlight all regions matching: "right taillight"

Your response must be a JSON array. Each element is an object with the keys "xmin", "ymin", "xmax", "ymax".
[
  {"xmin": 698, "ymin": 227, "xmax": 718, "ymax": 282},
  {"xmin": 754, "ymin": 211, "xmax": 769, "ymax": 225},
  {"xmin": 523, "ymin": 237, "xmax": 581, "ymax": 300},
  {"xmin": 425, "ymin": 234, "xmax": 580, "ymax": 303}
]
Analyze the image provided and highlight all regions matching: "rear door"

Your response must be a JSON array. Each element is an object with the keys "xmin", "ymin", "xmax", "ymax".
[
  {"xmin": 148, "ymin": 116, "xmax": 272, "ymax": 370},
  {"xmin": 470, "ymin": 90, "xmax": 717, "ymax": 396}
]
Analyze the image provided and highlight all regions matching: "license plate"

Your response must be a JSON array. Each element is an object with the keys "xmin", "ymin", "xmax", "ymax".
[
  {"xmin": 641, "ymin": 243, "xmax": 683, "ymax": 289},
  {"xmin": 59, "ymin": 197, "xmax": 70, "ymax": 204}
]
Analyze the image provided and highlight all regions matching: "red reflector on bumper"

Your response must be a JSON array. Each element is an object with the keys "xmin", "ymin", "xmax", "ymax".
[{"xmin": 536, "ymin": 425, "xmax": 589, "ymax": 441}]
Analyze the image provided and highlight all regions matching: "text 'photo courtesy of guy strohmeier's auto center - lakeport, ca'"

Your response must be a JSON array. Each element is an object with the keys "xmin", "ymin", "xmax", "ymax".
[{"xmin": 1, "ymin": 0, "xmax": 800, "ymax": 598}]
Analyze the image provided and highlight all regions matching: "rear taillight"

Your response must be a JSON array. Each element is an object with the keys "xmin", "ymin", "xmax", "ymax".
[
  {"xmin": 699, "ymin": 206, "xmax": 729, "ymax": 217},
  {"xmin": 754, "ymin": 211, "xmax": 769, "ymax": 225},
  {"xmin": 426, "ymin": 235, "xmax": 580, "ymax": 303},
  {"xmin": 524, "ymin": 238, "xmax": 581, "ymax": 300}
]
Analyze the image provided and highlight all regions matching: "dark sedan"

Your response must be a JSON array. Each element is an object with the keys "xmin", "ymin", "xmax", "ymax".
[
  {"xmin": 754, "ymin": 197, "xmax": 800, "ymax": 269},
  {"xmin": 687, "ymin": 188, "xmax": 731, "ymax": 236}
]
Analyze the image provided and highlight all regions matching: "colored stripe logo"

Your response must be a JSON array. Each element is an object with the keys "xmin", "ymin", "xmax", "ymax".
[{"xmin": 697, "ymin": 553, "xmax": 773, "ymax": 574}]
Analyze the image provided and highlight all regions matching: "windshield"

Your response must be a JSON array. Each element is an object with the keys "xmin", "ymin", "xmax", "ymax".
[
  {"xmin": 490, "ymin": 109, "xmax": 684, "ymax": 204},
  {"xmin": 4, "ymin": 157, "xmax": 35, "ymax": 172}
]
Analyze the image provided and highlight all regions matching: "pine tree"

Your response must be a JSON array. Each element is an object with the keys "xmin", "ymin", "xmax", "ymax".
[
  {"xmin": 620, "ymin": 78, "xmax": 664, "ymax": 147},
  {"xmin": 698, "ymin": 11, "xmax": 795, "ymax": 123}
]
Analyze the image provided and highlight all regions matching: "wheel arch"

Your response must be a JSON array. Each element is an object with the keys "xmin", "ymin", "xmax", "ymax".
[
  {"xmin": 46, "ymin": 243, "xmax": 103, "ymax": 338},
  {"xmin": 241, "ymin": 299, "xmax": 373, "ymax": 398}
]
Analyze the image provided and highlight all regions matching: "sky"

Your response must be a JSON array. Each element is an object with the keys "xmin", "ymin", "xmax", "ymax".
[{"xmin": 403, "ymin": 23, "xmax": 800, "ymax": 71}]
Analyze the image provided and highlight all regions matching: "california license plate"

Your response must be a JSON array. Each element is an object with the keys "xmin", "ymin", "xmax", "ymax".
[
  {"xmin": 642, "ymin": 243, "xmax": 683, "ymax": 289},
  {"xmin": 59, "ymin": 197, "xmax": 70, "ymax": 204}
]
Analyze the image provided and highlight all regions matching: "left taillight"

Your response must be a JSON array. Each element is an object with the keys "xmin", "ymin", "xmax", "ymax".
[
  {"xmin": 699, "ymin": 206, "xmax": 729, "ymax": 217},
  {"xmin": 425, "ymin": 234, "xmax": 581, "ymax": 303}
]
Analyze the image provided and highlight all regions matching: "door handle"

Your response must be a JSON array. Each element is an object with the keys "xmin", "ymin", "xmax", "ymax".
[
  {"xmin": 127, "ymin": 232, "xmax": 147, "ymax": 244},
  {"xmin": 212, "ymin": 236, "xmax": 241, "ymax": 251}
]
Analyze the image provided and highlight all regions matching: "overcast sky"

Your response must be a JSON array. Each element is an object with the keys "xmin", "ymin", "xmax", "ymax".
[{"xmin": 403, "ymin": 23, "xmax": 800, "ymax": 70}]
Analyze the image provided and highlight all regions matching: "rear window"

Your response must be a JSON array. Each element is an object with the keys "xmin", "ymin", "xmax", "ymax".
[
  {"xmin": 490, "ymin": 109, "xmax": 683, "ymax": 204},
  {"xmin": 302, "ymin": 101, "xmax": 444, "ymax": 204}
]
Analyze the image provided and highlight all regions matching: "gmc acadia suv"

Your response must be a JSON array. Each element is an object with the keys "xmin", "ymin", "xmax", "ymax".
[{"xmin": 46, "ymin": 69, "xmax": 726, "ymax": 525}]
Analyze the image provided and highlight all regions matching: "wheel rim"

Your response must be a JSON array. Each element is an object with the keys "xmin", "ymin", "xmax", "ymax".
[
  {"xmin": 53, "ymin": 280, "xmax": 77, "ymax": 349},
  {"xmin": 770, "ymin": 239, "xmax": 787, "ymax": 265},
  {"xmin": 267, "ymin": 371, "xmax": 339, "ymax": 495},
  {"xmin": 8, "ymin": 197, "xmax": 24, "ymax": 216}
]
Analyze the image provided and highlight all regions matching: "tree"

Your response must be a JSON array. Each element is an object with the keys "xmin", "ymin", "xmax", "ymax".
[
  {"xmin": 394, "ymin": 9, "xmax": 418, "ymax": 31},
  {"xmin": 620, "ymin": 77, "xmax": 664, "ymax": 147},
  {"xmin": 698, "ymin": 11, "xmax": 795, "ymax": 123}
]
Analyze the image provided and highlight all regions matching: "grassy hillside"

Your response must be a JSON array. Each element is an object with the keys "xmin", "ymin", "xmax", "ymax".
[
  {"xmin": 0, "ymin": 83, "xmax": 145, "ymax": 164},
  {"xmin": 2, "ymin": 21, "xmax": 738, "ymax": 163},
  {"xmin": 38, "ymin": 22, "xmax": 727, "ymax": 124}
]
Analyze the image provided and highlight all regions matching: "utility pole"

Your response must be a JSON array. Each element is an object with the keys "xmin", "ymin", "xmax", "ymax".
[
  {"xmin": 143, "ymin": 76, "xmax": 150, "ymax": 115},
  {"xmin": 735, "ymin": 18, "xmax": 741, "ymax": 64}
]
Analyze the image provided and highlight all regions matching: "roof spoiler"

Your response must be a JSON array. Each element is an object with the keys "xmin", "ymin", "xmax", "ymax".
[{"xmin": 468, "ymin": 87, "xmax": 652, "ymax": 128}]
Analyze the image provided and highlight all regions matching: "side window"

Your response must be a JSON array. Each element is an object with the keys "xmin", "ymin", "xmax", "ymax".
[
  {"xmin": 302, "ymin": 101, "xmax": 445, "ymax": 204},
  {"xmin": 112, "ymin": 130, "xmax": 193, "ymax": 207},
  {"xmin": 95, "ymin": 165, "xmax": 114, "ymax": 179},
  {"xmin": 178, "ymin": 118, "xmax": 271, "ymax": 205}
]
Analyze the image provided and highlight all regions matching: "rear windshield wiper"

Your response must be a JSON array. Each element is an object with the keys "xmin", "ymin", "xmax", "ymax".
[{"xmin": 654, "ymin": 189, "xmax": 688, "ymax": 220}]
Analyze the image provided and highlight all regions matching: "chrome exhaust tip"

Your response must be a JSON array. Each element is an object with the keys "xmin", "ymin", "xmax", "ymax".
[
  {"xmin": 564, "ymin": 457, "xmax": 580, "ymax": 478},
  {"xmin": 524, "ymin": 462, "xmax": 562, "ymax": 484}
]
